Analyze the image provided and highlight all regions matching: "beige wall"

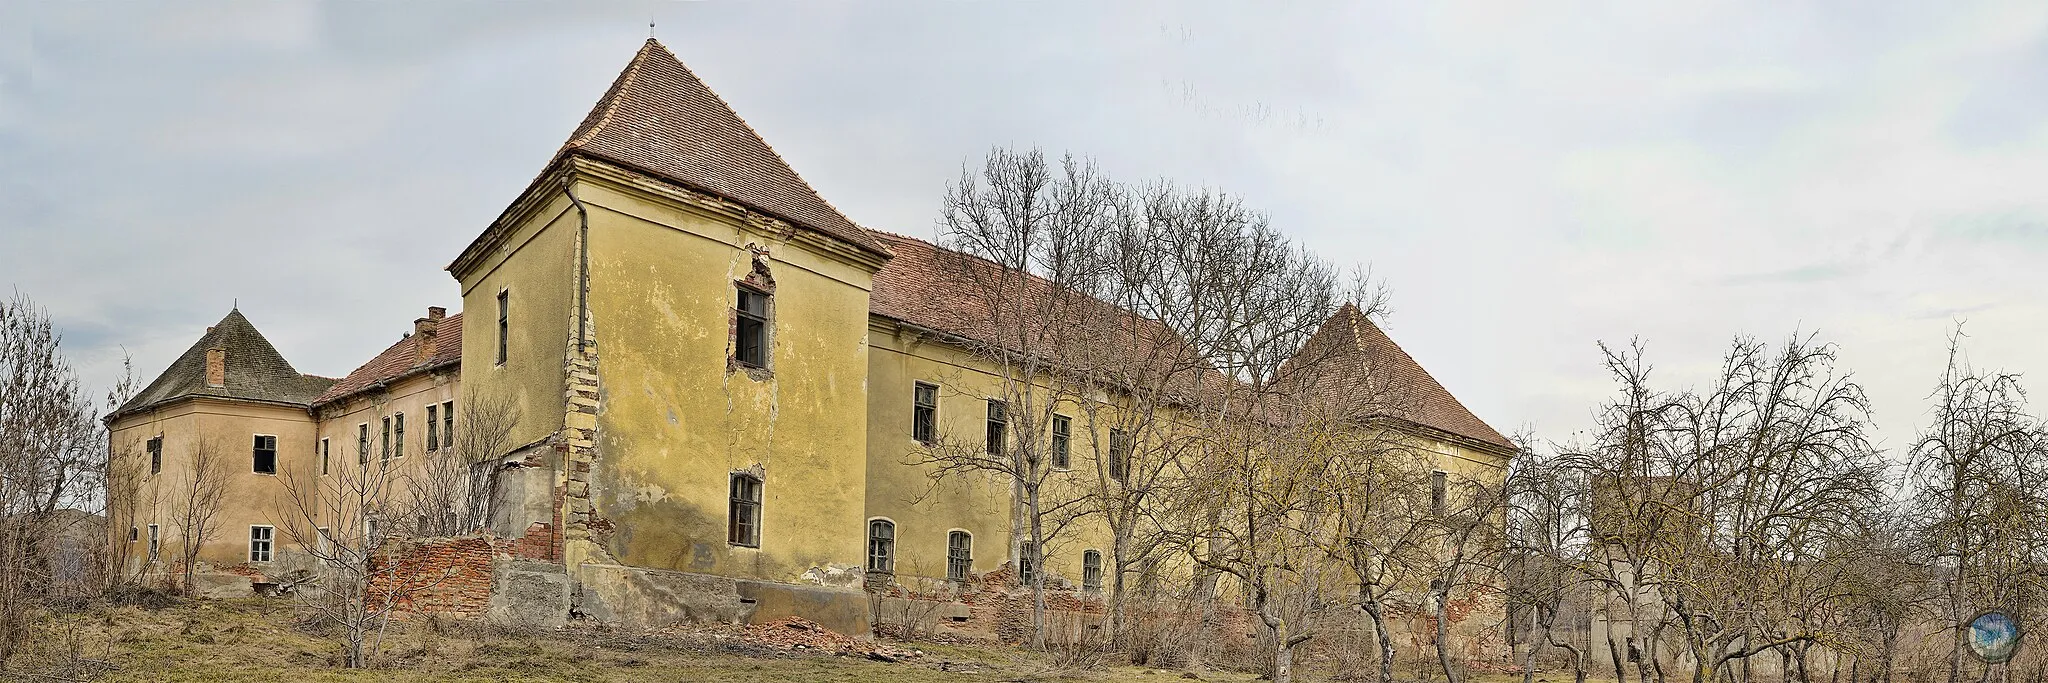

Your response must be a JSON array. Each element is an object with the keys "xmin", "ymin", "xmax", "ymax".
[{"xmin": 108, "ymin": 397, "xmax": 318, "ymax": 574}]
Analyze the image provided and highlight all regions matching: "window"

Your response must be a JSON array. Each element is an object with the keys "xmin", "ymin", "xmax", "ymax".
[
  {"xmin": 442, "ymin": 401, "xmax": 454, "ymax": 451},
  {"xmin": 734, "ymin": 287, "xmax": 769, "ymax": 368},
  {"xmin": 146, "ymin": 436, "xmax": 162, "ymax": 475},
  {"xmin": 316, "ymin": 527, "xmax": 332, "ymax": 557},
  {"xmin": 1108, "ymin": 429, "xmax": 1131, "ymax": 482},
  {"xmin": 1018, "ymin": 541, "xmax": 1037, "ymax": 585},
  {"xmin": 147, "ymin": 524, "xmax": 159, "ymax": 562},
  {"xmin": 381, "ymin": 417, "xmax": 392, "ymax": 462},
  {"xmin": 912, "ymin": 382, "xmax": 938, "ymax": 444},
  {"xmin": 367, "ymin": 518, "xmax": 383, "ymax": 550},
  {"xmin": 729, "ymin": 474, "xmax": 762, "ymax": 547},
  {"xmin": 426, "ymin": 404, "xmax": 439, "ymax": 451},
  {"xmin": 867, "ymin": 520, "xmax": 895, "ymax": 574},
  {"xmin": 947, "ymin": 531, "xmax": 972, "ymax": 582},
  {"xmin": 252, "ymin": 435, "xmax": 277, "ymax": 474},
  {"xmin": 394, "ymin": 413, "xmax": 405, "ymax": 458},
  {"xmin": 319, "ymin": 438, "xmax": 330, "ymax": 475},
  {"xmin": 1050, "ymin": 415, "xmax": 1071, "ymax": 469},
  {"xmin": 985, "ymin": 400, "xmax": 1007, "ymax": 456},
  {"xmin": 1082, "ymin": 550, "xmax": 1103, "ymax": 592},
  {"xmin": 1431, "ymin": 470, "xmax": 1448, "ymax": 516},
  {"xmin": 357, "ymin": 423, "xmax": 370, "ymax": 464},
  {"xmin": 249, "ymin": 525, "xmax": 273, "ymax": 563},
  {"xmin": 496, "ymin": 289, "xmax": 509, "ymax": 365},
  {"xmin": 128, "ymin": 526, "xmax": 137, "ymax": 542}
]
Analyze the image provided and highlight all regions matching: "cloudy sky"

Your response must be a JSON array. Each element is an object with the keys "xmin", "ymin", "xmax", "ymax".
[{"xmin": 5, "ymin": 2, "xmax": 2047, "ymax": 453}]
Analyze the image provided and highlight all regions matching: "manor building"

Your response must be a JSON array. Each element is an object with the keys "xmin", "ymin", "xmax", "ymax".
[{"xmin": 105, "ymin": 40, "xmax": 1514, "ymax": 635}]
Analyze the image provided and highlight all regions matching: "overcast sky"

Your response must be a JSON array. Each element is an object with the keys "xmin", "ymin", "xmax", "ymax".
[{"xmin": 5, "ymin": 2, "xmax": 2047, "ymax": 453}]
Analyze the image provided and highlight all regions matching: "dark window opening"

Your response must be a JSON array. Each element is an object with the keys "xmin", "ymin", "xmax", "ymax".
[
  {"xmin": 985, "ymin": 400, "xmax": 1006, "ymax": 456},
  {"xmin": 735, "ymin": 287, "xmax": 769, "ymax": 368},
  {"xmin": 252, "ymin": 435, "xmax": 277, "ymax": 474},
  {"xmin": 1431, "ymin": 470, "xmax": 1448, "ymax": 516},
  {"xmin": 1050, "ymin": 415, "xmax": 1071, "ymax": 469},
  {"xmin": 1082, "ymin": 550, "xmax": 1103, "ymax": 592},
  {"xmin": 357, "ymin": 423, "xmax": 370, "ymax": 464},
  {"xmin": 867, "ymin": 520, "xmax": 895, "ymax": 574},
  {"xmin": 496, "ymin": 289, "xmax": 509, "ymax": 365},
  {"xmin": 147, "ymin": 525, "xmax": 159, "ymax": 562},
  {"xmin": 393, "ymin": 413, "xmax": 405, "ymax": 458},
  {"xmin": 1018, "ymin": 541, "xmax": 1037, "ymax": 585},
  {"xmin": 912, "ymin": 382, "xmax": 938, "ymax": 444},
  {"xmin": 319, "ymin": 438, "xmax": 330, "ymax": 475},
  {"xmin": 947, "ymin": 531, "xmax": 972, "ymax": 582},
  {"xmin": 1108, "ymin": 428, "xmax": 1131, "ymax": 482},
  {"xmin": 426, "ymin": 404, "xmax": 439, "ymax": 451},
  {"xmin": 442, "ymin": 401, "xmax": 454, "ymax": 452},
  {"xmin": 146, "ymin": 436, "xmax": 162, "ymax": 475},
  {"xmin": 381, "ymin": 417, "xmax": 393, "ymax": 462},
  {"xmin": 729, "ymin": 474, "xmax": 762, "ymax": 547}
]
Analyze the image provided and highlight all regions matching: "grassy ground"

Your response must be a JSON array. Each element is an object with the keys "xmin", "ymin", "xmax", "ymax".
[{"xmin": 9, "ymin": 598, "xmax": 1279, "ymax": 682}]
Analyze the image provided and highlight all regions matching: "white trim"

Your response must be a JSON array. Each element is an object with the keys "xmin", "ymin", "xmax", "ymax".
[{"xmin": 248, "ymin": 524, "xmax": 275, "ymax": 563}]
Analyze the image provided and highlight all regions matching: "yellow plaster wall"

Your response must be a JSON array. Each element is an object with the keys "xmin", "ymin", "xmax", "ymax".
[
  {"xmin": 107, "ymin": 398, "xmax": 318, "ymax": 573},
  {"xmin": 575, "ymin": 177, "xmax": 875, "ymax": 583},
  {"xmin": 453, "ymin": 196, "xmax": 578, "ymax": 453},
  {"xmin": 312, "ymin": 371, "xmax": 463, "ymax": 529}
]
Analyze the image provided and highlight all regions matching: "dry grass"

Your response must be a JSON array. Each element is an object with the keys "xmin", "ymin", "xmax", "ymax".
[{"xmin": 7, "ymin": 598, "xmax": 1276, "ymax": 682}]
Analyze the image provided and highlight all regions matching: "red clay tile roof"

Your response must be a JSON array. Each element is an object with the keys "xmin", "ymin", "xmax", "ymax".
[
  {"xmin": 310, "ymin": 314, "xmax": 462, "ymax": 408},
  {"xmin": 1287, "ymin": 303, "xmax": 1514, "ymax": 452},
  {"xmin": 559, "ymin": 39, "xmax": 887, "ymax": 256}
]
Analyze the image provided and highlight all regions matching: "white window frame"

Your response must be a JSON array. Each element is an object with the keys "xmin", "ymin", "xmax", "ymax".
[{"xmin": 249, "ymin": 525, "xmax": 274, "ymax": 563}]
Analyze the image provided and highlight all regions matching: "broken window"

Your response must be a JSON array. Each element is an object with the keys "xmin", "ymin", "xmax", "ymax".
[
  {"xmin": 146, "ymin": 436, "xmax": 162, "ymax": 475},
  {"xmin": 147, "ymin": 524, "xmax": 159, "ymax": 563},
  {"xmin": 734, "ymin": 287, "xmax": 769, "ymax": 368},
  {"xmin": 128, "ymin": 526, "xmax": 137, "ymax": 542},
  {"xmin": 947, "ymin": 531, "xmax": 972, "ymax": 582},
  {"xmin": 867, "ymin": 519, "xmax": 895, "ymax": 574},
  {"xmin": 729, "ymin": 473, "xmax": 762, "ymax": 547},
  {"xmin": 426, "ymin": 404, "xmax": 439, "ymax": 451},
  {"xmin": 1108, "ymin": 428, "xmax": 1131, "ymax": 482},
  {"xmin": 319, "ymin": 438, "xmax": 330, "ymax": 476},
  {"xmin": 912, "ymin": 382, "xmax": 938, "ymax": 444},
  {"xmin": 1050, "ymin": 415, "xmax": 1071, "ymax": 469},
  {"xmin": 252, "ymin": 435, "xmax": 277, "ymax": 474},
  {"xmin": 1017, "ymin": 541, "xmax": 1037, "ymax": 585},
  {"xmin": 496, "ymin": 289, "xmax": 509, "ymax": 366},
  {"xmin": 249, "ymin": 525, "xmax": 274, "ymax": 563},
  {"xmin": 1431, "ymin": 470, "xmax": 1447, "ymax": 517},
  {"xmin": 1082, "ymin": 550, "xmax": 1103, "ymax": 592},
  {"xmin": 985, "ymin": 400, "xmax": 1006, "ymax": 456}
]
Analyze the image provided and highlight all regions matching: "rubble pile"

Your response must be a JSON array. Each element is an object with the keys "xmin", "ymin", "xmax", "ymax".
[{"xmin": 727, "ymin": 617, "xmax": 921, "ymax": 661}]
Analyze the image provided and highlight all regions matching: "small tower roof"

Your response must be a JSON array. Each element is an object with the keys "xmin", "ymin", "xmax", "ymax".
[
  {"xmin": 557, "ymin": 39, "xmax": 887, "ymax": 256},
  {"xmin": 108, "ymin": 309, "xmax": 334, "ymax": 421}
]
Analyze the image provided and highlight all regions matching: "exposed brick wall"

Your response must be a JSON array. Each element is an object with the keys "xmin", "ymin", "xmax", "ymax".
[{"xmin": 369, "ymin": 536, "xmax": 499, "ymax": 618}]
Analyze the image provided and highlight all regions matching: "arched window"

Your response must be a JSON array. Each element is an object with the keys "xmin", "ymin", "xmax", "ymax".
[
  {"xmin": 947, "ymin": 531, "xmax": 972, "ymax": 582},
  {"xmin": 1082, "ymin": 549, "xmax": 1103, "ymax": 592},
  {"xmin": 867, "ymin": 519, "xmax": 895, "ymax": 573}
]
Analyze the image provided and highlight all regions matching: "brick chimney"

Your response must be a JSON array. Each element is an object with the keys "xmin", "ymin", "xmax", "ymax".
[
  {"xmin": 205, "ymin": 347, "xmax": 226, "ymax": 388},
  {"xmin": 413, "ymin": 306, "xmax": 443, "ymax": 365}
]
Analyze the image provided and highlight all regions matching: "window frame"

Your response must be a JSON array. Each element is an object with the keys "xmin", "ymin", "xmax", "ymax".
[
  {"xmin": 393, "ymin": 412, "xmax": 405, "ymax": 459},
  {"xmin": 912, "ymin": 382, "xmax": 939, "ymax": 445},
  {"xmin": 249, "ymin": 525, "xmax": 274, "ymax": 563},
  {"xmin": 146, "ymin": 435, "xmax": 162, "ymax": 475},
  {"xmin": 251, "ymin": 434, "xmax": 278, "ymax": 475},
  {"xmin": 1082, "ymin": 549, "xmax": 1103, "ymax": 592},
  {"xmin": 866, "ymin": 518, "xmax": 896, "ymax": 574},
  {"xmin": 947, "ymin": 530, "xmax": 973, "ymax": 583},
  {"xmin": 495, "ymin": 288, "xmax": 509, "ymax": 366},
  {"xmin": 1107, "ymin": 428, "xmax": 1131, "ymax": 482},
  {"xmin": 426, "ymin": 404, "xmax": 439, "ymax": 452},
  {"xmin": 319, "ymin": 437, "xmax": 330, "ymax": 476},
  {"xmin": 357, "ymin": 423, "xmax": 370, "ymax": 464},
  {"xmin": 734, "ymin": 285, "xmax": 771, "ymax": 369},
  {"xmin": 1050, "ymin": 414, "xmax": 1071, "ymax": 470},
  {"xmin": 985, "ymin": 400, "xmax": 1007, "ymax": 456},
  {"xmin": 381, "ymin": 416, "xmax": 393, "ymax": 462},
  {"xmin": 728, "ymin": 473, "xmax": 762, "ymax": 547},
  {"xmin": 442, "ymin": 401, "xmax": 454, "ymax": 452},
  {"xmin": 1018, "ymin": 540, "xmax": 1037, "ymax": 585},
  {"xmin": 1431, "ymin": 470, "xmax": 1448, "ymax": 517}
]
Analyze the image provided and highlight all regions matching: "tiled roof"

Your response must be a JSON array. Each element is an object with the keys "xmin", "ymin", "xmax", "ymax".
[
  {"xmin": 558, "ymin": 39, "xmax": 887, "ymax": 256},
  {"xmin": 310, "ymin": 313, "xmax": 462, "ymax": 408},
  {"xmin": 1288, "ymin": 304, "xmax": 1514, "ymax": 452},
  {"xmin": 109, "ymin": 309, "xmax": 334, "ymax": 420}
]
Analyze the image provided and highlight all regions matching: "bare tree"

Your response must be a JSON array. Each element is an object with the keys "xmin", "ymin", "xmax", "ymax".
[
  {"xmin": 911, "ymin": 147, "xmax": 1120, "ymax": 649},
  {"xmin": 400, "ymin": 391, "xmax": 519, "ymax": 537},
  {"xmin": 167, "ymin": 435, "xmax": 231, "ymax": 596},
  {"xmin": 1507, "ymin": 442, "xmax": 1597, "ymax": 683}
]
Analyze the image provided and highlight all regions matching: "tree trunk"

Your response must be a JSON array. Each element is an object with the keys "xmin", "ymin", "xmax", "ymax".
[
  {"xmin": 1365, "ymin": 599, "xmax": 1396, "ymax": 683},
  {"xmin": 1436, "ymin": 598, "xmax": 1462, "ymax": 683}
]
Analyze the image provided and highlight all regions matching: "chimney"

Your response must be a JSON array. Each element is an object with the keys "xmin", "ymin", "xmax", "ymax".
[
  {"xmin": 414, "ymin": 307, "xmax": 441, "ymax": 365},
  {"xmin": 205, "ymin": 347, "xmax": 226, "ymax": 388}
]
